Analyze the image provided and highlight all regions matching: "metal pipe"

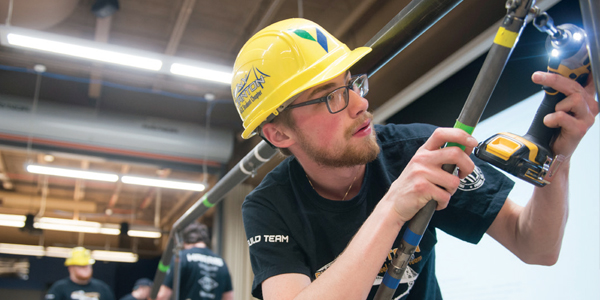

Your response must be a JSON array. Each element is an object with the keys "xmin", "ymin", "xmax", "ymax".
[
  {"xmin": 172, "ymin": 232, "xmax": 183, "ymax": 300},
  {"xmin": 579, "ymin": 0, "xmax": 600, "ymax": 103},
  {"xmin": 351, "ymin": 0, "xmax": 463, "ymax": 76}
]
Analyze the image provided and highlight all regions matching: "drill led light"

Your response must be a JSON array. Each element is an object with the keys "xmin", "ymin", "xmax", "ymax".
[
  {"xmin": 550, "ymin": 49, "xmax": 560, "ymax": 57},
  {"xmin": 573, "ymin": 32, "xmax": 582, "ymax": 41}
]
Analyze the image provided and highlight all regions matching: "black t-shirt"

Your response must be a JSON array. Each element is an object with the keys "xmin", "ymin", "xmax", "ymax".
[
  {"xmin": 164, "ymin": 247, "xmax": 233, "ymax": 300},
  {"xmin": 118, "ymin": 294, "xmax": 137, "ymax": 300},
  {"xmin": 45, "ymin": 277, "xmax": 115, "ymax": 300},
  {"xmin": 242, "ymin": 123, "xmax": 514, "ymax": 299}
]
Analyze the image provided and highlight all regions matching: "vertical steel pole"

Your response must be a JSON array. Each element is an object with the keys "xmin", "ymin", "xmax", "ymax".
[{"xmin": 579, "ymin": 0, "xmax": 600, "ymax": 102}]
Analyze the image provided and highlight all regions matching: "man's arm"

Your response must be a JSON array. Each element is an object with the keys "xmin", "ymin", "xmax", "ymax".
[
  {"xmin": 487, "ymin": 71, "xmax": 597, "ymax": 265},
  {"xmin": 262, "ymin": 128, "xmax": 478, "ymax": 300},
  {"xmin": 156, "ymin": 285, "xmax": 172, "ymax": 300}
]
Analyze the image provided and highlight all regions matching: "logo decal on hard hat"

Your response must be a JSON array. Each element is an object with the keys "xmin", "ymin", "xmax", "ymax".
[
  {"xmin": 293, "ymin": 28, "xmax": 328, "ymax": 53},
  {"xmin": 234, "ymin": 66, "xmax": 270, "ymax": 114}
]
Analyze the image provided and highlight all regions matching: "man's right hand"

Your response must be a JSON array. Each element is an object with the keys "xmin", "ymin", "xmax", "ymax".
[{"xmin": 384, "ymin": 127, "xmax": 478, "ymax": 224}]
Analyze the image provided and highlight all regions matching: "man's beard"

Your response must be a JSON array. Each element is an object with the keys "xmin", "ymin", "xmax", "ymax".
[
  {"xmin": 74, "ymin": 270, "xmax": 92, "ymax": 282},
  {"xmin": 295, "ymin": 112, "xmax": 380, "ymax": 168}
]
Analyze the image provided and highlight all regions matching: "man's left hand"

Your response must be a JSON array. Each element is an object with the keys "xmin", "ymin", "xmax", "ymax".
[{"xmin": 532, "ymin": 71, "xmax": 598, "ymax": 158}]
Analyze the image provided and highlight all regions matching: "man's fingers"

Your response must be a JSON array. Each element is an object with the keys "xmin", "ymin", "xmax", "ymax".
[
  {"xmin": 532, "ymin": 72, "xmax": 584, "ymax": 97},
  {"xmin": 422, "ymin": 128, "xmax": 478, "ymax": 151}
]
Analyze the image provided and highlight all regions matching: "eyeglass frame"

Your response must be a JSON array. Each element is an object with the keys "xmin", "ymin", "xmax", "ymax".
[{"xmin": 284, "ymin": 74, "xmax": 369, "ymax": 114}]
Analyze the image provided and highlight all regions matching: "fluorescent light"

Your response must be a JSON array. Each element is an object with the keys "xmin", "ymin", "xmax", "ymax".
[
  {"xmin": 0, "ymin": 214, "xmax": 26, "ymax": 227},
  {"xmin": 121, "ymin": 175, "xmax": 206, "ymax": 191},
  {"xmin": 6, "ymin": 33, "xmax": 162, "ymax": 71},
  {"xmin": 170, "ymin": 63, "xmax": 232, "ymax": 84},
  {"xmin": 0, "ymin": 243, "xmax": 45, "ymax": 256},
  {"xmin": 92, "ymin": 250, "xmax": 138, "ymax": 263},
  {"xmin": 45, "ymin": 246, "xmax": 71, "ymax": 258},
  {"xmin": 34, "ymin": 217, "xmax": 120, "ymax": 235},
  {"xmin": 0, "ymin": 25, "xmax": 233, "ymax": 85},
  {"xmin": 26, "ymin": 164, "xmax": 119, "ymax": 182},
  {"xmin": 128, "ymin": 229, "xmax": 161, "ymax": 239},
  {"xmin": 6, "ymin": 245, "xmax": 138, "ymax": 263}
]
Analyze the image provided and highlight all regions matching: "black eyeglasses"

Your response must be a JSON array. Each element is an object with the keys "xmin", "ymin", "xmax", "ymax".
[{"xmin": 285, "ymin": 74, "xmax": 369, "ymax": 114}]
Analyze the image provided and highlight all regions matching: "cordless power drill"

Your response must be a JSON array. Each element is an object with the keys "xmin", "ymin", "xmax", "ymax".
[{"xmin": 474, "ymin": 14, "xmax": 590, "ymax": 187}]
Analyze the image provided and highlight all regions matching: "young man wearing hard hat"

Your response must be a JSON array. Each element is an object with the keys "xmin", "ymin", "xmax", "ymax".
[
  {"xmin": 45, "ymin": 247, "xmax": 115, "ymax": 300},
  {"xmin": 231, "ymin": 18, "xmax": 597, "ymax": 300}
]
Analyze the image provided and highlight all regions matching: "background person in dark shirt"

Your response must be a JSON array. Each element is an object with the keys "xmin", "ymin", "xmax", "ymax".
[
  {"xmin": 45, "ymin": 247, "xmax": 115, "ymax": 300},
  {"xmin": 157, "ymin": 222, "xmax": 233, "ymax": 300}
]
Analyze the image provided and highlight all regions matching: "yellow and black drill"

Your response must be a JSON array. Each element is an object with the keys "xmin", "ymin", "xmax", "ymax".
[{"xmin": 474, "ymin": 13, "xmax": 590, "ymax": 187}]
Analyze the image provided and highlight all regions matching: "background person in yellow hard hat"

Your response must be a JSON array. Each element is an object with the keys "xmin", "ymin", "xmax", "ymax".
[
  {"xmin": 231, "ymin": 18, "xmax": 597, "ymax": 300},
  {"xmin": 44, "ymin": 247, "xmax": 115, "ymax": 300}
]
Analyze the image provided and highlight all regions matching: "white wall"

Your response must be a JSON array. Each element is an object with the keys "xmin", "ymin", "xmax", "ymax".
[{"xmin": 436, "ymin": 91, "xmax": 600, "ymax": 299}]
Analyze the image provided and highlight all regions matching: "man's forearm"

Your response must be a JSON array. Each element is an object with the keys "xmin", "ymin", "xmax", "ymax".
[{"xmin": 516, "ymin": 161, "xmax": 570, "ymax": 265}]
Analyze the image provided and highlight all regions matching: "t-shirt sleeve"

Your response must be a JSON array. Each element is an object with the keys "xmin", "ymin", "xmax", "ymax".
[
  {"xmin": 101, "ymin": 281, "xmax": 116, "ymax": 300},
  {"xmin": 242, "ymin": 195, "xmax": 311, "ymax": 299},
  {"xmin": 44, "ymin": 282, "xmax": 61, "ymax": 300},
  {"xmin": 222, "ymin": 263, "xmax": 233, "ymax": 292},
  {"xmin": 163, "ymin": 260, "xmax": 174, "ymax": 288},
  {"xmin": 432, "ymin": 154, "xmax": 514, "ymax": 243}
]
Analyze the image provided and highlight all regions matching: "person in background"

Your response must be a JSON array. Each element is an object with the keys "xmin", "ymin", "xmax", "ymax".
[
  {"xmin": 119, "ymin": 278, "xmax": 152, "ymax": 300},
  {"xmin": 45, "ymin": 247, "xmax": 115, "ymax": 300},
  {"xmin": 156, "ymin": 222, "xmax": 233, "ymax": 300}
]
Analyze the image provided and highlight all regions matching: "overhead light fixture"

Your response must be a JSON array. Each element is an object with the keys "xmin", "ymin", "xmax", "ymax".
[
  {"xmin": 0, "ymin": 214, "xmax": 26, "ymax": 227},
  {"xmin": 0, "ymin": 243, "xmax": 45, "ymax": 256},
  {"xmin": 1, "ymin": 244, "xmax": 138, "ymax": 263},
  {"xmin": 121, "ymin": 175, "xmax": 206, "ymax": 191},
  {"xmin": 4, "ymin": 31, "xmax": 162, "ymax": 71},
  {"xmin": 128, "ymin": 225, "xmax": 162, "ymax": 238},
  {"xmin": 170, "ymin": 63, "xmax": 232, "ymax": 84},
  {"xmin": 34, "ymin": 217, "xmax": 121, "ymax": 235},
  {"xmin": 26, "ymin": 164, "xmax": 119, "ymax": 182},
  {"xmin": 91, "ymin": 250, "xmax": 137, "ymax": 263},
  {"xmin": 0, "ymin": 214, "xmax": 161, "ymax": 238},
  {"xmin": 0, "ymin": 25, "xmax": 232, "ymax": 85}
]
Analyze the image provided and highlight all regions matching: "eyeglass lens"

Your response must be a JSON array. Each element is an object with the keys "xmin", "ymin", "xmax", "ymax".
[{"xmin": 326, "ymin": 75, "xmax": 368, "ymax": 113}]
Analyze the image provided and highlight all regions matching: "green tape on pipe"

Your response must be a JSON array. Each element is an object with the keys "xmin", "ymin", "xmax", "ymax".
[
  {"xmin": 158, "ymin": 261, "xmax": 170, "ymax": 273},
  {"xmin": 201, "ymin": 195, "xmax": 214, "ymax": 208},
  {"xmin": 446, "ymin": 120, "xmax": 475, "ymax": 150}
]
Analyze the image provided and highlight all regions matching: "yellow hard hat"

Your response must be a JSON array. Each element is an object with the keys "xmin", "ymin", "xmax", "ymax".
[
  {"xmin": 231, "ymin": 18, "xmax": 372, "ymax": 139},
  {"xmin": 64, "ymin": 247, "xmax": 95, "ymax": 266}
]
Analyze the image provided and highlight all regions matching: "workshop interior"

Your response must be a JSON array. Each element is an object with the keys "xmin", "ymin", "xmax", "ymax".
[{"xmin": 0, "ymin": 0, "xmax": 598, "ymax": 299}]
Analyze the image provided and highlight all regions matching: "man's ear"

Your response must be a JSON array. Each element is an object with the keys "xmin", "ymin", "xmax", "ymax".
[{"xmin": 262, "ymin": 123, "xmax": 295, "ymax": 149}]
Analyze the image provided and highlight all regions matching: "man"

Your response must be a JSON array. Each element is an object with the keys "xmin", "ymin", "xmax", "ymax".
[
  {"xmin": 231, "ymin": 18, "xmax": 598, "ymax": 300},
  {"xmin": 157, "ymin": 222, "xmax": 233, "ymax": 300},
  {"xmin": 119, "ymin": 278, "xmax": 152, "ymax": 300},
  {"xmin": 45, "ymin": 247, "xmax": 115, "ymax": 300}
]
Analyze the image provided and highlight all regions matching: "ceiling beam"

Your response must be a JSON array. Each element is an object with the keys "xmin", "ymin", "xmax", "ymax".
[
  {"xmin": 107, "ymin": 164, "xmax": 129, "ymax": 212},
  {"xmin": 165, "ymin": 0, "xmax": 196, "ymax": 56},
  {"xmin": 152, "ymin": 0, "xmax": 196, "ymax": 92},
  {"xmin": 333, "ymin": 0, "xmax": 379, "ymax": 38},
  {"xmin": 252, "ymin": 0, "xmax": 284, "ymax": 35}
]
